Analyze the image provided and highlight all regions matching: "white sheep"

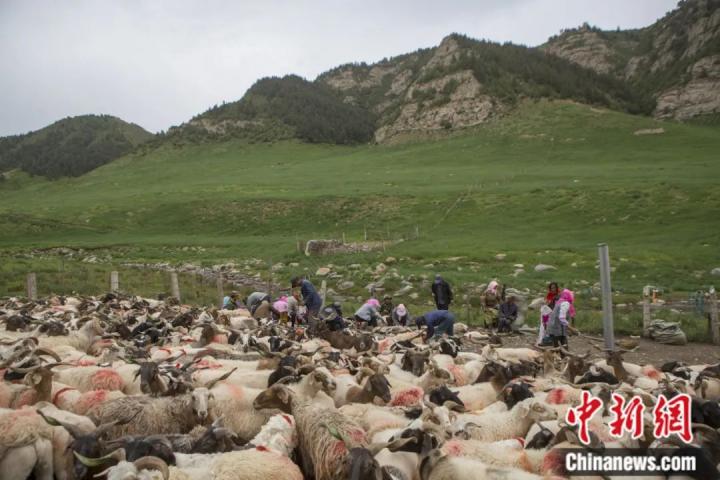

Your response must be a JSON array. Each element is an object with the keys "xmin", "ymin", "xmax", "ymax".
[{"xmin": 455, "ymin": 398, "xmax": 557, "ymax": 441}]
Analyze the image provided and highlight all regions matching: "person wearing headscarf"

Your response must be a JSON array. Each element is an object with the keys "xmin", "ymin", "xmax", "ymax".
[
  {"xmin": 431, "ymin": 274, "xmax": 453, "ymax": 310},
  {"xmin": 546, "ymin": 282, "xmax": 560, "ymax": 310},
  {"xmin": 273, "ymin": 296, "xmax": 289, "ymax": 323},
  {"xmin": 392, "ymin": 304, "xmax": 410, "ymax": 326},
  {"xmin": 415, "ymin": 310, "xmax": 455, "ymax": 340},
  {"xmin": 482, "ymin": 280, "xmax": 501, "ymax": 327},
  {"xmin": 354, "ymin": 298, "xmax": 382, "ymax": 328},
  {"xmin": 546, "ymin": 288, "xmax": 576, "ymax": 349}
]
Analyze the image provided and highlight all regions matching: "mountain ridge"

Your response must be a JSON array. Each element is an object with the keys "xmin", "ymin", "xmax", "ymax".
[{"xmin": 0, "ymin": 114, "xmax": 152, "ymax": 179}]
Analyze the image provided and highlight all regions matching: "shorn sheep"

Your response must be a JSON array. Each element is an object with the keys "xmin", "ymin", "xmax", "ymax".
[
  {"xmin": 87, "ymin": 388, "xmax": 213, "ymax": 437},
  {"xmin": 253, "ymin": 383, "xmax": 368, "ymax": 480}
]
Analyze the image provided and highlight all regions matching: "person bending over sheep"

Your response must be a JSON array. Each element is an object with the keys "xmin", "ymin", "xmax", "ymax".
[{"xmin": 415, "ymin": 310, "xmax": 455, "ymax": 341}]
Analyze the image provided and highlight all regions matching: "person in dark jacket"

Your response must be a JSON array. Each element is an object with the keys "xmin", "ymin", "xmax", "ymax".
[
  {"xmin": 415, "ymin": 310, "xmax": 455, "ymax": 340},
  {"xmin": 291, "ymin": 276, "xmax": 322, "ymax": 332},
  {"xmin": 379, "ymin": 295, "xmax": 394, "ymax": 322},
  {"xmin": 321, "ymin": 305, "xmax": 346, "ymax": 332},
  {"xmin": 497, "ymin": 296, "xmax": 518, "ymax": 333},
  {"xmin": 431, "ymin": 275, "xmax": 453, "ymax": 310}
]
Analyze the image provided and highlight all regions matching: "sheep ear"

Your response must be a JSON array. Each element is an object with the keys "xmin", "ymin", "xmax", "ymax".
[{"xmin": 278, "ymin": 386, "xmax": 291, "ymax": 405}]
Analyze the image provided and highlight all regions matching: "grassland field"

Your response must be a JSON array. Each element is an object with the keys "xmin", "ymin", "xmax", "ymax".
[{"xmin": 1, "ymin": 100, "xmax": 719, "ymax": 340}]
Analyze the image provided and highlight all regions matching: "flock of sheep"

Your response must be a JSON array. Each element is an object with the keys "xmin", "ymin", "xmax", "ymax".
[{"xmin": 0, "ymin": 293, "xmax": 719, "ymax": 480}]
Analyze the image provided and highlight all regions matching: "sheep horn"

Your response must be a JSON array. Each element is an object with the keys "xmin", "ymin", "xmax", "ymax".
[
  {"xmin": 356, "ymin": 367, "xmax": 376, "ymax": 382},
  {"xmin": 275, "ymin": 375, "xmax": 298, "ymax": 385},
  {"xmin": 33, "ymin": 347, "xmax": 61, "ymax": 362},
  {"xmin": 10, "ymin": 361, "xmax": 71, "ymax": 373},
  {"xmin": 443, "ymin": 400, "xmax": 466, "ymax": 413},
  {"xmin": 38, "ymin": 410, "xmax": 88, "ymax": 439},
  {"xmin": 133, "ymin": 456, "xmax": 169, "ymax": 480},
  {"xmin": 367, "ymin": 436, "xmax": 417, "ymax": 456},
  {"xmin": 76, "ymin": 448, "xmax": 126, "ymax": 468},
  {"xmin": 205, "ymin": 367, "xmax": 238, "ymax": 390}
]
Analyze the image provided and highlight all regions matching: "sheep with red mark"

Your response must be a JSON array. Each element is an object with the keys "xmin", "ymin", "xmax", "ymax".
[
  {"xmin": 0, "ymin": 403, "xmax": 96, "ymax": 480},
  {"xmin": 51, "ymin": 382, "xmax": 125, "ymax": 415},
  {"xmin": 53, "ymin": 365, "xmax": 125, "ymax": 392}
]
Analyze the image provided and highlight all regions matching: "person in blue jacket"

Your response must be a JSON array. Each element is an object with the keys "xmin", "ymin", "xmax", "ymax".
[
  {"xmin": 291, "ymin": 276, "xmax": 322, "ymax": 332},
  {"xmin": 415, "ymin": 310, "xmax": 455, "ymax": 340}
]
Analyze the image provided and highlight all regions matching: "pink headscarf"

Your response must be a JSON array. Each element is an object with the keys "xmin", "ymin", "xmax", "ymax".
[
  {"xmin": 486, "ymin": 280, "xmax": 499, "ymax": 295},
  {"xmin": 559, "ymin": 289, "xmax": 576, "ymax": 317},
  {"xmin": 367, "ymin": 298, "xmax": 380, "ymax": 308}
]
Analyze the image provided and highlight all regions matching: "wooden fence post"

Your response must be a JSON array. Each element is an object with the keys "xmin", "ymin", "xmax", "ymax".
[
  {"xmin": 217, "ymin": 274, "xmax": 224, "ymax": 308},
  {"xmin": 415, "ymin": 225, "xmax": 420, "ymax": 239},
  {"xmin": 710, "ymin": 287, "xmax": 719, "ymax": 345},
  {"xmin": 170, "ymin": 272, "xmax": 181, "ymax": 301},
  {"xmin": 642, "ymin": 285, "xmax": 651, "ymax": 337},
  {"xmin": 110, "ymin": 271, "xmax": 119, "ymax": 292},
  {"xmin": 342, "ymin": 232, "xmax": 346, "ymax": 244},
  {"xmin": 26, "ymin": 273, "xmax": 37, "ymax": 300},
  {"xmin": 319, "ymin": 280, "xmax": 327, "ymax": 310},
  {"xmin": 364, "ymin": 227, "xmax": 368, "ymax": 241}
]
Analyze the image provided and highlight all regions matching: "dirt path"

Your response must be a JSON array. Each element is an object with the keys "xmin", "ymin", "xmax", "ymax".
[{"xmin": 496, "ymin": 332, "xmax": 719, "ymax": 366}]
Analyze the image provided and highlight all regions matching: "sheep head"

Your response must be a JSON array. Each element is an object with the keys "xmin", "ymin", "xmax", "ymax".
[
  {"xmin": 401, "ymin": 348, "xmax": 430, "ymax": 377},
  {"xmin": 254, "ymin": 384, "xmax": 294, "ymax": 413},
  {"xmin": 190, "ymin": 387, "xmax": 212, "ymax": 421},
  {"xmin": 518, "ymin": 398, "xmax": 557, "ymax": 422}
]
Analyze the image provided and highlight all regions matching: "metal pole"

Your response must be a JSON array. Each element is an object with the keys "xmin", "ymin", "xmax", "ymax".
[
  {"xmin": 710, "ymin": 286, "xmax": 719, "ymax": 345},
  {"xmin": 642, "ymin": 285, "xmax": 651, "ymax": 337},
  {"xmin": 598, "ymin": 243, "xmax": 615, "ymax": 351}
]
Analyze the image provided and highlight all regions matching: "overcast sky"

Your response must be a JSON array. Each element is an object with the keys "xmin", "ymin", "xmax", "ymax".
[{"xmin": 0, "ymin": 0, "xmax": 678, "ymax": 136}]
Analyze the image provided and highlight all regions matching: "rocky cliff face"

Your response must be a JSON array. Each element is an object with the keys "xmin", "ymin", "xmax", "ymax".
[
  {"xmin": 319, "ymin": 36, "xmax": 504, "ymax": 142},
  {"xmin": 655, "ymin": 54, "xmax": 720, "ymax": 119},
  {"xmin": 543, "ymin": 0, "xmax": 720, "ymax": 121},
  {"xmin": 541, "ymin": 29, "xmax": 622, "ymax": 75}
]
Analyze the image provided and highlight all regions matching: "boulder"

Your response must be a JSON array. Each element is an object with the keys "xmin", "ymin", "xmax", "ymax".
[
  {"xmin": 316, "ymin": 267, "xmax": 331, "ymax": 277},
  {"xmin": 349, "ymin": 264, "xmax": 362, "ymax": 270},
  {"xmin": 495, "ymin": 253, "xmax": 507, "ymax": 260},
  {"xmin": 395, "ymin": 285, "xmax": 414, "ymax": 296},
  {"xmin": 337, "ymin": 280, "xmax": 355, "ymax": 291},
  {"xmin": 534, "ymin": 264, "xmax": 557, "ymax": 272},
  {"xmin": 385, "ymin": 257, "xmax": 397, "ymax": 264},
  {"xmin": 712, "ymin": 267, "xmax": 720, "ymax": 276},
  {"xmin": 529, "ymin": 297, "xmax": 545, "ymax": 310}
]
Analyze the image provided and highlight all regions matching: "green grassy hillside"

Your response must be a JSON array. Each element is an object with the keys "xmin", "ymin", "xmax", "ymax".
[{"xmin": 1, "ymin": 100, "xmax": 719, "ymax": 302}]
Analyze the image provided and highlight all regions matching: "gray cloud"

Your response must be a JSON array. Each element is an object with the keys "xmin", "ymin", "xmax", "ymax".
[{"xmin": 0, "ymin": 0, "xmax": 677, "ymax": 136}]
